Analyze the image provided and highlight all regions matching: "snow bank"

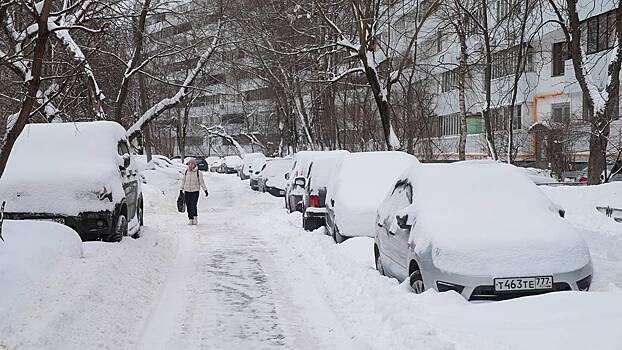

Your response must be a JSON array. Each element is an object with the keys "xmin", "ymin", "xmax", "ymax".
[
  {"xmin": 0, "ymin": 221, "xmax": 82, "ymax": 318},
  {"xmin": 0, "ymin": 122, "xmax": 128, "ymax": 215},
  {"xmin": 405, "ymin": 161, "xmax": 590, "ymax": 276},
  {"xmin": 327, "ymin": 151, "xmax": 417, "ymax": 238}
]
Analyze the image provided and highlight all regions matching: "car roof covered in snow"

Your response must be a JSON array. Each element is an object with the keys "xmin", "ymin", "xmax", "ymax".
[{"xmin": 400, "ymin": 161, "xmax": 590, "ymax": 275}]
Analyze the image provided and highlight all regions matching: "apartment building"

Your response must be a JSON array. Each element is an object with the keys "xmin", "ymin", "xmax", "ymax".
[{"xmin": 394, "ymin": 0, "xmax": 621, "ymax": 164}]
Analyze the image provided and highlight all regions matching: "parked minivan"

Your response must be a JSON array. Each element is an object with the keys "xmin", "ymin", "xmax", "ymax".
[{"xmin": 0, "ymin": 121, "xmax": 144, "ymax": 242}]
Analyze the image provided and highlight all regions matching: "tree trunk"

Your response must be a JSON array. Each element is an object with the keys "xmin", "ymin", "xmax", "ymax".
[
  {"xmin": 456, "ymin": 24, "xmax": 468, "ymax": 160},
  {"xmin": 481, "ymin": 0, "xmax": 497, "ymax": 160},
  {"xmin": 0, "ymin": 0, "xmax": 53, "ymax": 178}
]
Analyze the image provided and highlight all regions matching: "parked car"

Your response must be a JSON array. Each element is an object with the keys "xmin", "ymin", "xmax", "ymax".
[
  {"xmin": 284, "ymin": 150, "xmax": 349, "ymax": 213},
  {"xmin": 0, "ymin": 121, "xmax": 144, "ymax": 242},
  {"xmin": 209, "ymin": 157, "xmax": 223, "ymax": 172},
  {"xmin": 222, "ymin": 155, "xmax": 243, "ymax": 174},
  {"xmin": 240, "ymin": 153, "xmax": 266, "ymax": 180},
  {"xmin": 195, "ymin": 157, "xmax": 209, "ymax": 171},
  {"xmin": 259, "ymin": 158, "xmax": 294, "ymax": 197},
  {"xmin": 301, "ymin": 155, "xmax": 346, "ymax": 231},
  {"xmin": 374, "ymin": 161, "xmax": 593, "ymax": 301},
  {"xmin": 249, "ymin": 157, "xmax": 268, "ymax": 191},
  {"xmin": 561, "ymin": 166, "xmax": 588, "ymax": 183},
  {"xmin": 325, "ymin": 151, "xmax": 416, "ymax": 243}
]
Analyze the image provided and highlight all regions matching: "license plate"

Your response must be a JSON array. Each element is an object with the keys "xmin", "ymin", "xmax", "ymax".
[
  {"xmin": 494, "ymin": 276, "xmax": 553, "ymax": 292},
  {"xmin": 279, "ymin": 190, "xmax": 285, "ymax": 195}
]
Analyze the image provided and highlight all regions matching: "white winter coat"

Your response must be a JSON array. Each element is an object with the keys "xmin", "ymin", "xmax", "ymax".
[{"xmin": 180, "ymin": 168, "xmax": 207, "ymax": 192}]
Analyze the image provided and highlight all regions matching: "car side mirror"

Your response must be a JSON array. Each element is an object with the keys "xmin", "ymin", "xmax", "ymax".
[
  {"xmin": 285, "ymin": 173, "xmax": 290, "ymax": 180},
  {"xmin": 396, "ymin": 214, "xmax": 411, "ymax": 230},
  {"xmin": 294, "ymin": 177, "xmax": 305, "ymax": 187}
]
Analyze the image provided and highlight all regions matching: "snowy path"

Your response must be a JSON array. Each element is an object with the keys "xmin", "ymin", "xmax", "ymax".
[{"xmin": 138, "ymin": 174, "xmax": 366, "ymax": 350}]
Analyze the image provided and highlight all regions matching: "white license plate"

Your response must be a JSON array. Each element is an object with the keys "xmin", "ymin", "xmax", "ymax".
[
  {"xmin": 494, "ymin": 276, "xmax": 553, "ymax": 292},
  {"xmin": 279, "ymin": 190, "xmax": 285, "ymax": 195}
]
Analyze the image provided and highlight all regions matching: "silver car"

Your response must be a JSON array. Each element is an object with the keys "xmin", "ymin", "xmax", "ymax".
[{"xmin": 374, "ymin": 161, "xmax": 593, "ymax": 301}]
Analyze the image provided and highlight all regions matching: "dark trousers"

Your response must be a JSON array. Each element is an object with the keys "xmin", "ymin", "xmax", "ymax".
[{"xmin": 184, "ymin": 191, "xmax": 200, "ymax": 219}]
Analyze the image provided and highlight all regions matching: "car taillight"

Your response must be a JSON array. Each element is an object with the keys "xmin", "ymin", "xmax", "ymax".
[
  {"xmin": 310, "ymin": 195, "xmax": 320, "ymax": 207},
  {"xmin": 579, "ymin": 177, "xmax": 588, "ymax": 183}
]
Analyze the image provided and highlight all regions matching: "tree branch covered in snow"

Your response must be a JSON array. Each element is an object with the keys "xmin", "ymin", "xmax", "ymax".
[{"xmin": 126, "ymin": 21, "xmax": 222, "ymax": 140}]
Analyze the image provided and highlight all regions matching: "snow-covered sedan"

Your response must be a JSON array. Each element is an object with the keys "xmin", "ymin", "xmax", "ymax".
[
  {"xmin": 260, "ymin": 158, "xmax": 294, "ymax": 197},
  {"xmin": 222, "ymin": 155, "xmax": 243, "ymax": 174},
  {"xmin": 249, "ymin": 157, "xmax": 268, "ymax": 191},
  {"xmin": 374, "ymin": 161, "xmax": 593, "ymax": 301},
  {"xmin": 301, "ymin": 155, "xmax": 346, "ymax": 231},
  {"xmin": 239, "ymin": 152, "xmax": 266, "ymax": 180},
  {"xmin": 0, "ymin": 121, "xmax": 144, "ymax": 242},
  {"xmin": 325, "ymin": 151, "xmax": 417, "ymax": 243}
]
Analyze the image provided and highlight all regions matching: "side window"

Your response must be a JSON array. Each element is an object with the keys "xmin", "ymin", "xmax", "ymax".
[
  {"xmin": 118, "ymin": 141, "xmax": 130, "ymax": 156},
  {"xmin": 391, "ymin": 182, "xmax": 412, "ymax": 209}
]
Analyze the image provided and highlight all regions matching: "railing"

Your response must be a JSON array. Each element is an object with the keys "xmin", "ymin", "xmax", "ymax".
[{"xmin": 596, "ymin": 206, "xmax": 622, "ymax": 223}]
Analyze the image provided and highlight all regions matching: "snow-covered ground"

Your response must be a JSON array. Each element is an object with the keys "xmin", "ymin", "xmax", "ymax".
[{"xmin": 1, "ymin": 169, "xmax": 622, "ymax": 349}]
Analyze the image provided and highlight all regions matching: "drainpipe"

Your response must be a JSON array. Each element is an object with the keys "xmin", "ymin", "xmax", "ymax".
[{"xmin": 531, "ymin": 91, "xmax": 564, "ymax": 158}]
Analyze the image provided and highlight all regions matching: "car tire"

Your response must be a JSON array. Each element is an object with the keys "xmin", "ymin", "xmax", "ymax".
[
  {"xmin": 409, "ymin": 269, "xmax": 425, "ymax": 294},
  {"xmin": 334, "ymin": 225, "xmax": 347, "ymax": 244},
  {"xmin": 106, "ymin": 214, "xmax": 126, "ymax": 242},
  {"xmin": 375, "ymin": 251, "xmax": 385, "ymax": 276}
]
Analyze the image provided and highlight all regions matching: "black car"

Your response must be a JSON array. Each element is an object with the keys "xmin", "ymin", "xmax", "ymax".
[{"xmin": 195, "ymin": 157, "xmax": 209, "ymax": 171}]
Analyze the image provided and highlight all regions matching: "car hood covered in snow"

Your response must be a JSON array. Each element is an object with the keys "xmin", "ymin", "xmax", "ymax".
[
  {"xmin": 0, "ymin": 122, "xmax": 128, "ymax": 216},
  {"xmin": 328, "ymin": 151, "xmax": 417, "ymax": 237},
  {"xmin": 403, "ymin": 161, "xmax": 591, "ymax": 276}
]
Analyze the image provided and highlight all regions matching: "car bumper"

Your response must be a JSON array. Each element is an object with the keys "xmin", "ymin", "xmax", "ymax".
[
  {"xmin": 250, "ymin": 179, "xmax": 260, "ymax": 190},
  {"xmin": 4, "ymin": 211, "xmax": 115, "ymax": 241},
  {"xmin": 266, "ymin": 186, "xmax": 286, "ymax": 197},
  {"xmin": 420, "ymin": 260, "xmax": 594, "ymax": 301},
  {"xmin": 304, "ymin": 207, "xmax": 326, "ymax": 218}
]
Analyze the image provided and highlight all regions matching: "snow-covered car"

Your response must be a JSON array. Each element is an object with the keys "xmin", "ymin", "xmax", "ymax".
[
  {"xmin": 209, "ymin": 157, "xmax": 223, "ymax": 172},
  {"xmin": 260, "ymin": 158, "xmax": 294, "ymax": 197},
  {"xmin": 325, "ymin": 151, "xmax": 417, "ymax": 243},
  {"xmin": 249, "ymin": 157, "xmax": 268, "ymax": 191},
  {"xmin": 240, "ymin": 153, "xmax": 266, "ymax": 180},
  {"xmin": 284, "ymin": 150, "xmax": 349, "ymax": 213},
  {"xmin": 301, "ymin": 155, "xmax": 347, "ymax": 231},
  {"xmin": 222, "ymin": 155, "xmax": 243, "ymax": 174},
  {"xmin": 374, "ymin": 161, "xmax": 593, "ymax": 301},
  {"xmin": 0, "ymin": 121, "xmax": 144, "ymax": 242}
]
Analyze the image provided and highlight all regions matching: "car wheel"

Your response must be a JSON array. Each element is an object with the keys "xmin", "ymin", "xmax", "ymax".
[
  {"xmin": 334, "ymin": 225, "xmax": 347, "ymax": 244},
  {"xmin": 375, "ymin": 250, "xmax": 385, "ymax": 276},
  {"xmin": 106, "ymin": 214, "xmax": 126, "ymax": 242},
  {"xmin": 409, "ymin": 269, "xmax": 425, "ymax": 294}
]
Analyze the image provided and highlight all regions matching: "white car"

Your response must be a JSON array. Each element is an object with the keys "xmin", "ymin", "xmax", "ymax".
[
  {"xmin": 0, "ymin": 121, "xmax": 143, "ymax": 242},
  {"xmin": 284, "ymin": 150, "xmax": 349, "ymax": 213},
  {"xmin": 240, "ymin": 153, "xmax": 266, "ymax": 180},
  {"xmin": 325, "ymin": 151, "xmax": 417, "ymax": 243},
  {"xmin": 249, "ymin": 157, "xmax": 268, "ymax": 191},
  {"xmin": 222, "ymin": 155, "xmax": 243, "ymax": 174},
  {"xmin": 262, "ymin": 158, "xmax": 294, "ymax": 197},
  {"xmin": 374, "ymin": 161, "xmax": 593, "ymax": 300}
]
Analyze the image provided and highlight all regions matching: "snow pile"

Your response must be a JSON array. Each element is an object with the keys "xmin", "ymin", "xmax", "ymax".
[
  {"xmin": 290, "ymin": 150, "xmax": 349, "ymax": 179},
  {"xmin": 405, "ymin": 161, "xmax": 590, "ymax": 275},
  {"xmin": 0, "ymin": 221, "xmax": 82, "ymax": 320},
  {"xmin": 0, "ymin": 122, "xmax": 128, "ymax": 215},
  {"xmin": 327, "ymin": 151, "xmax": 417, "ymax": 237},
  {"xmin": 264, "ymin": 158, "xmax": 294, "ymax": 189}
]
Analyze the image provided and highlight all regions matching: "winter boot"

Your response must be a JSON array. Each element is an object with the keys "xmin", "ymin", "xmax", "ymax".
[{"xmin": 192, "ymin": 217, "xmax": 198, "ymax": 225}]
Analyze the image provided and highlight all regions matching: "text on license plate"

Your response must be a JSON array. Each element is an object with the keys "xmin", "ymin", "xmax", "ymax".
[
  {"xmin": 37, "ymin": 218, "xmax": 65, "ymax": 225},
  {"xmin": 494, "ymin": 276, "xmax": 553, "ymax": 292}
]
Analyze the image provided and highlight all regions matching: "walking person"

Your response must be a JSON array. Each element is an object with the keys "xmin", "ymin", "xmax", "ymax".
[{"xmin": 180, "ymin": 158, "xmax": 208, "ymax": 225}]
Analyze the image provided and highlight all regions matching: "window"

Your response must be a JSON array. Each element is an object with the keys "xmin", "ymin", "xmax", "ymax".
[
  {"xmin": 441, "ymin": 68, "xmax": 458, "ymax": 92},
  {"xmin": 585, "ymin": 10, "xmax": 617, "ymax": 54},
  {"xmin": 391, "ymin": 182, "xmax": 413, "ymax": 209},
  {"xmin": 490, "ymin": 105, "xmax": 522, "ymax": 130},
  {"xmin": 439, "ymin": 113, "xmax": 461, "ymax": 136},
  {"xmin": 584, "ymin": 93, "xmax": 621, "ymax": 122},
  {"xmin": 222, "ymin": 113, "xmax": 245, "ymax": 124},
  {"xmin": 245, "ymin": 87, "xmax": 274, "ymax": 101},
  {"xmin": 552, "ymin": 42, "xmax": 569, "ymax": 77},
  {"xmin": 117, "ymin": 141, "xmax": 130, "ymax": 156},
  {"xmin": 464, "ymin": 6, "xmax": 485, "ymax": 35},
  {"xmin": 551, "ymin": 102, "xmax": 571, "ymax": 123},
  {"xmin": 492, "ymin": 44, "xmax": 534, "ymax": 79}
]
